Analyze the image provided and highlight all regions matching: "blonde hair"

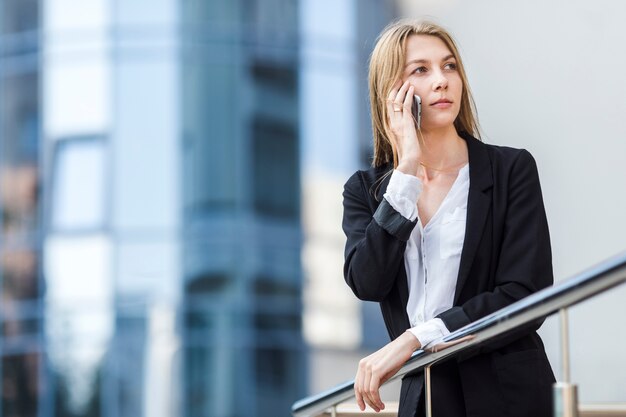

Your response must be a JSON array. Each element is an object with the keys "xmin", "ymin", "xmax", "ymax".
[{"xmin": 368, "ymin": 19, "xmax": 481, "ymax": 168}]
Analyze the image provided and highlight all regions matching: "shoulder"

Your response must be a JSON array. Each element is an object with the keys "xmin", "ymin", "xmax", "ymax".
[
  {"xmin": 477, "ymin": 139, "xmax": 535, "ymax": 168},
  {"xmin": 465, "ymin": 133, "xmax": 538, "ymax": 175},
  {"xmin": 343, "ymin": 164, "xmax": 393, "ymax": 199},
  {"xmin": 489, "ymin": 144, "xmax": 534, "ymax": 164},
  {"xmin": 486, "ymin": 144, "xmax": 540, "ymax": 185},
  {"xmin": 474, "ymin": 141, "xmax": 543, "ymax": 198},
  {"xmin": 462, "ymin": 132, "xmax": 543, "ymax": 196},
  {"xmin": 345, "ymin": 163, "xmax": 392, "ymax": 185}
]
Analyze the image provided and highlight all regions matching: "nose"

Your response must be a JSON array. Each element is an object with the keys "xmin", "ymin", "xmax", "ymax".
[{"xmin": 433, "ymin": 71, "xmax": 448, "ymax": 91}]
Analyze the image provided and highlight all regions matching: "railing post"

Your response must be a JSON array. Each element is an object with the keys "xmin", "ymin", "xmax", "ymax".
[
  {"xmin": 425, "ymin": 364, "xmax": 433, "ymax": 417},
  {"xmin": 560, "ymin": 308, "xmax": 571, "ymax": 383},
  {"xmin": 553, "ymin": 308, "xmax": 579, "ymax": 417}
]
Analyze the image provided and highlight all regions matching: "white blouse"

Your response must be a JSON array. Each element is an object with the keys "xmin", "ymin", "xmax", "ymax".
[{"xmin": 383, "ymin": 164, "xmax": 469, "ymax": 348}]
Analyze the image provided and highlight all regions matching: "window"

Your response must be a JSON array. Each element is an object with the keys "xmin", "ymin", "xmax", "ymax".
[
  {"xmin": 181, "ymin": 63, "xmax": 238, "ymax": 214},
  {"xmin": 44, "ymin": 61, "xmax": 110, "ymax": 138},
  {"xmin": 183, "ymin": 273, "xmax": 229, "ymax": 417},
  {"xmin": 49, "ymin": 137, "xmax": 106, "ymax": 232},
  {"xmin": 252, "ymin": 118, "xmax": 299, "ymax": 219}
]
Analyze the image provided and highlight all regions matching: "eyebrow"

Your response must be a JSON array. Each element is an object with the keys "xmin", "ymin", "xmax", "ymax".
[{"xmin": 405, "ymin": 54, "xmax": 456, "ymax": 68}]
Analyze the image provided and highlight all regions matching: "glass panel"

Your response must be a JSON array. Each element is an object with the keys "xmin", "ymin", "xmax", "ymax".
[
  {"xmin": 114, "ymin": 314, "xmax": 147, "ymax": 417},
  {"xmin": 44, "ymin": 61, "xmax": 110, "ymax": 138},
  {"xmin": 50, "ymin": 137, "xmax": 106, "ymax": 232},
  {"xmin": 1, "ymin": 0, "xmax": 39, "ymax": 34},
  {"xmin": 2, "ymin": 353, "xmax": 40, "ymax": 417},
  {"xmin": 181, "ymin": 0, "xmax": 239, "ymax": 28},
  {"xmin": 182, "ymin": 61, "xmax": 238, "ymax": 214},
  {"xmin": 115, "ymin": 0, "xmax": 176, "ymax": 26},
  {"xmin": 183, "ymin": 274, "xmax": 232, "ymax": 417},
  {"xmin": 181, "ymin": 0, "xmax": 241, "ymax": 216},
  {"xmin": 184, "ymin": 345, "xmax": 214, "ymax": 417},
  {"xmin": 256, "ymin": 348, "xmax": 289, "ymax": 387},
  {"xmin": 52, "ymin": 357, "xmax": 103, "ymax": 417},
  {"xmin": 252, "ymin": 118, "xmax": 298, "ymax": 218},
  {"xmin": 0, "ymin": 7, "xmax": 41, "ymax": 408},
  {"xmin": 0, "ymin": 72, "xmax": 39, "ymax": 165},
  {"xmin": 44, "ymin": 235, "xmax": 113, "ymax": 417},
  {"xmin": 243, "ymin": 0, "xmax": 299, "ymax": 43},
  {"xmin": 43, "ymin": 0, "xmax": 108, "ymax": 32},
  {"xmin": 112, "ymin": 59, "xmax": 179, "ymax": 230}
]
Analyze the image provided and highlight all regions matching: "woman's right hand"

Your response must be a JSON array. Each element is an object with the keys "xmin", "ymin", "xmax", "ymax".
[
  {"xmin": 354, "ymin": 331, "xmax": 421, "ymax": 412},
  {"xmin": 387, "ymin": 81, "xmax": 421, "ymax": 176}
]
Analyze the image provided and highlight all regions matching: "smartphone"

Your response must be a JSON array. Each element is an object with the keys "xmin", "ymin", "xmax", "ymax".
[{"xmin": 412, "ymin": 95, "xmax": 422, "ymax": 130}]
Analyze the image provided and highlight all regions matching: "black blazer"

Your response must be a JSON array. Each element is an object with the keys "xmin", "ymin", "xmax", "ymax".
[{"xmin": 342, "ymin": 132, "xmax": 555, "ymax": 417}]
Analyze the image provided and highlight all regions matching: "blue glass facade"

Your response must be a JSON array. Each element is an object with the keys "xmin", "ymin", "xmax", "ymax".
[
  {"xmin": 0, "ymin": 0, "xmax": 42, "ymax": 416},
  {"xmin": 0, "ymin": 1, "xmax": 304, "ymax": 416},
  {"xmin": 181, "ymin": 1, "xmax": 304, "ymax": 416}
]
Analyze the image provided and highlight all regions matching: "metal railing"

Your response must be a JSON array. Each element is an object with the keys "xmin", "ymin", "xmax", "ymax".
[{"xmin": 292, "ymin": 251, "xmax": 626, "ymax": 417}]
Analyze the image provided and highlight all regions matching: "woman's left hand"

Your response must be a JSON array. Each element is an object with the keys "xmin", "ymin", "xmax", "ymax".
[{"xmin": 354, "ymin": 331, "xmax": 422, "ymax": 412}]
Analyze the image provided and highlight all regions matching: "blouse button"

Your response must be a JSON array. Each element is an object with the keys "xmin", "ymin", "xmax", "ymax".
[{"xmin": 418, "ymin": 313, "xmax": 423, "ymax": 322}]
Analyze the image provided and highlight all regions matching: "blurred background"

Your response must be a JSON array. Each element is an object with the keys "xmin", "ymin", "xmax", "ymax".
[{"xmin": 0, "ymin": 0, "xmax": 625, "ymax": 416}]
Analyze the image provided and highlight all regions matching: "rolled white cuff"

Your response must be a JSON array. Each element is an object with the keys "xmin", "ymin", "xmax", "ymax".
[
  {"xmin": 383, "ymin": 170, "xmax": 423, "ymax": 221},
  {"xmin": 407, "ymin": 318, "xmax": 450, "ymax": 349}
]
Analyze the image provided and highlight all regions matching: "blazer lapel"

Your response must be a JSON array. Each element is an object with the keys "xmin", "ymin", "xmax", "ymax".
[{"xmin": 454, "ymin": 134, "xmax": 493, "ymax": 304}]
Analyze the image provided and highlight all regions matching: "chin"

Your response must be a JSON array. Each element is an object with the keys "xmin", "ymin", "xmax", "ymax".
[{"xmin": 422, "ymin": 119, "xmax": 457, "ymax": 132}]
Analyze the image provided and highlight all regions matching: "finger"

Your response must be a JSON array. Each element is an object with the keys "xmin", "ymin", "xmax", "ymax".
[
  {"xmin": 368, "ymin": 372, "xmax": 385, "ymax": 411},
  {"xmin": 386, "ymin": 87, "xmax": 403, "ymax": 123},
  {"xmin": 386, "ymin": 95, "xmax": 400, "ymax": 119},
  {"xmin": 403, "ymin": 85, "xmax": 415, "ymax": 111},
  {"xmin": 384, "ymin": 99, "xmax": 401, "ymax": 155},
  {"xmin": 355, "ymin": 386, "xmax": 366, "ymax": 411},
  {"xmin": 386, "ymin": 81, "xmax": 401, "ymax": 112},
  {"xmin": 394, "ymin": 80, "xmax": 410, "ymax": 110},
  {"xmin": 355, "ymin": 364, "xmax": 366, "ymax": 411},
  {"xmin": 362, "ymin": 366, "xmax": 380, "ymax": 412},
  {"xmin": 387, "ymin": 80, "xmax": 402, "ymax": 100}
]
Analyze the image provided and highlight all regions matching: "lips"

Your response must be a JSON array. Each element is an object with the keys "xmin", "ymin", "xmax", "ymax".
[{"xmin": 431, "ymin": 98, "xmax": 452, "ymax": 105}]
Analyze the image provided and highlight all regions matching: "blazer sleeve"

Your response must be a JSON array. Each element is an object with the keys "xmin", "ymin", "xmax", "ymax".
[
  {"xmin": 437, "ymin": 149, "xmax": 554, "ymax": 334},
  {"xmin": 342, "ymin": 170, "xmax": 417, "ymax": 301}
]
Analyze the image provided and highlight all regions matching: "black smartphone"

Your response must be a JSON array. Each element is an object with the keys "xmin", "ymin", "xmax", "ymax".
[{"xmin": 412, "ymin": 95, "xmax": 422, "ymax": 130}]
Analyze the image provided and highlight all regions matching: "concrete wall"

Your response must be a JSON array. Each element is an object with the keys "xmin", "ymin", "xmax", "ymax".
[{"xmin": 398, "ymin": 0, "xmax": 626, "ymax": 402}]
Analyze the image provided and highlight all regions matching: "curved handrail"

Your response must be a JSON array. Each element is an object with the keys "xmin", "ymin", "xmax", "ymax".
[{"xmin": 292, "ymin": 251, "xmax": 626, "ymax": 417}]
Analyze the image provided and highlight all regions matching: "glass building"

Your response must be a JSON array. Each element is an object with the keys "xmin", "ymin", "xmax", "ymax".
[
  {"xmin": 1, "ymin": 1, "xmax": 41, "ymax": 416},
  {"xmin": 0, "ymin": 0, "xmax": 304, "ymax": 416}
]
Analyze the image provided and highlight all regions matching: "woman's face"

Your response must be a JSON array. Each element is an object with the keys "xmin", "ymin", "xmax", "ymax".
[{"xmin": 401, "ymin": 34, "xmax": 463, "ymax": 131}]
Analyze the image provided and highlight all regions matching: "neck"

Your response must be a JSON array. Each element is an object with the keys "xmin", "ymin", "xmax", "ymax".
[{"xmin": 418, "ymin": 125, "xmax": 467, "ymax": 169}]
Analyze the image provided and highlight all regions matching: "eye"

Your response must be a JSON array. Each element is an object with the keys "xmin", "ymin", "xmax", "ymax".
[
  {"xmin": 444, "ymin": 62, "xmax": 457, "ymax": 70},
  {"xmin": 413, "ymin": 66, "xmax": 427, "ymax": 74}
]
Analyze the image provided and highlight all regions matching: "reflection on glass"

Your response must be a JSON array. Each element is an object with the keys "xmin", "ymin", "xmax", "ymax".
[
  {"xmin": 44, "ymin": 235, "xmax": 112, "ymax": 416},
  {"xmin": 1, "ymin": 0, "xmax": 41, "ymax": 408}
]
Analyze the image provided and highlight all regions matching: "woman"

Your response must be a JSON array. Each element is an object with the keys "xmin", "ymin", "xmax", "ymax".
[{"xmin": 342, "ymin": 20, "xmax": 555, "ymax": 417}]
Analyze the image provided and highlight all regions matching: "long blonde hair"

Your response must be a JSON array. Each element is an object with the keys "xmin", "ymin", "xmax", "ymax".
[{"xmin": 368, "ymin": 19, "xmax": 481, "ymax": 168}]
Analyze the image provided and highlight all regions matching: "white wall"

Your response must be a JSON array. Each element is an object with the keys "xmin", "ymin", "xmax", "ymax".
[{"xmin": 399, "ymin": 0, "xmax": 626, "ymax": 402}]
